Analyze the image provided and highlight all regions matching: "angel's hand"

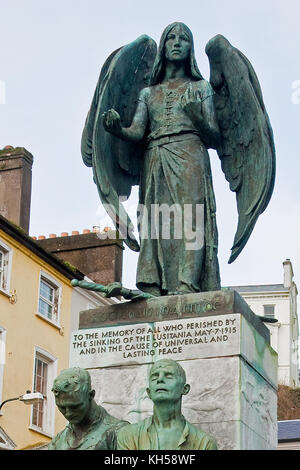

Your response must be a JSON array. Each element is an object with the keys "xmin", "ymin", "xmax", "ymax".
[
  {"xmin": 103, "ymin": 282, "xmax": 123, "ymax": 298},
  {"xmin": 102, "ymin": 109, "xmax": 122, "ymax": 137},
  {"xmin": 181, "ymin": 84, "xmax": 203, "ymax": 120}
]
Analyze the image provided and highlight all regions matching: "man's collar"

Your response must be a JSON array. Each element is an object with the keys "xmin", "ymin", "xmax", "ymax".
[
  {"xmin": 147, "ymin": 415, "xmax": 190, "ymax": 447},
  {"xmin": 178, "ymin": 420, "xmax": 189, "ymax": 446}
]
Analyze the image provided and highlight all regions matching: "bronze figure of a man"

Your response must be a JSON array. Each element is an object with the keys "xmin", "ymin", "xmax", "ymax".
[
  {"xmin": 48, "ymin": 367, "xmax": 128, "ymax": 450},
  {"xmin": 117, "ymin": 359, "xmax": 217, "ymax": 450}
]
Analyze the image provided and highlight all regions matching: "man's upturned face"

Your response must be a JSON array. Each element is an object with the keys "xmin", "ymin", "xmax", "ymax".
[
  {"xmin": 147, "ymin": 362, "xmax": 189, "ymax": 403},
  {"xmin": 55, "ymin": 389, "xmax": 91, "ymax": 425},
  {"xmin": 164, "ymin": 25, "xmax": 191, "ymax": 63}
]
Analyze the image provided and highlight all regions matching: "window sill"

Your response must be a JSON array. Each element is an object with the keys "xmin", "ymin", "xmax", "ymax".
[
  {"xmin": 29, "ymin": 425, "xmax": 53, "ymax": 439},
  {"xmin": 0, "ymin": 288, "xmax": 11, "ymax": 299},
  {"xmin": 35, "ymin": 312, "xmax": 61, "ymax": 331},
  {"xmin": 268, "ymin": 321, "xmax": 281, "ymax": 328}
]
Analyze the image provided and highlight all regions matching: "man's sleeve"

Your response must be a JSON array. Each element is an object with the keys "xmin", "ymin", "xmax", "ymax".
[
  {"xmin": 105, "ymin": 420, "xmax": 130, "ymax": 450},
  {"xmin": 201, "ymin": 433, "xmax": 218, "ymax": 450},
  {"xmin": 117, "ymin": 424, "xmax": 137, "ymax": 450},
  {"xmin": 205, "ymin": 436, "xmax": 218, "ymax": 450},
  {"xmin": 47, "ymin": 432, "xmax": 61, "ymax": 450},
  {"xmin": 47, "ymin": 440, "xmax": 55, "ymax": 450},
  {"xmin": 196, "ymin": 429, "xmax": 218, "ymax": 450}
]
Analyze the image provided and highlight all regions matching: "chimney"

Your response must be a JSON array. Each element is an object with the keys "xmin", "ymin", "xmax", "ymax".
[
  {"xmin": 283, "ymin": 259, "xmax": 294, "ymax": 289},
  {"xmin": 0, "ymin": 146, "xmax": 33, "ymax": 233},
  {"xmin": 36, "ymin": 230, "xmax": 124, "ymax": 285}
]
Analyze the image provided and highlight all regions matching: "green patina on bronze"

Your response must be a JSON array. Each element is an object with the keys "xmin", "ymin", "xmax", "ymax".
[
  {"xmin": 117, "ymin": 359, "xmax": 217, "ymax": 450},
  {"xmin": 81, "ymin": 22, "xmax": 275, "ymax": 298},
  {"xmin": 48, "ymin": 367, "xmax": 128, "ymax": 450},
  {"xmin": 71, "ymin": 279, "xmax": 154, "ymax": 300}
]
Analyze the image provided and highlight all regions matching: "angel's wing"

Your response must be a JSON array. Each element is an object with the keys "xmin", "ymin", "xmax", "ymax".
[
  {"xmin": 206, "ymin": 35, "xmax": 276, "ymax": 264},
  {"xmin": 81, "ymin": 35, "xmax": 157, "ymax": 251}
]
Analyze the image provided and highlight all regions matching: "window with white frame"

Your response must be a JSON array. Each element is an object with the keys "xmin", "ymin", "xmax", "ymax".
[
  {"xmin": 31, "ymin": 348, "xmax": 57, "ymax": 436},
  {"xmin": 0, "ymin": 240, "xmax": 12, "ymax": 294},
  {"xmin": 37, "ymin": 272, "xmax": 61, "ymax": 326},
  {"xmin": 0, "ymin": 250, "xmax": 4, "ymax": 286},
  {"xmin": 263, "ymin": 304, "xmax": 275, "ymax": 318}
]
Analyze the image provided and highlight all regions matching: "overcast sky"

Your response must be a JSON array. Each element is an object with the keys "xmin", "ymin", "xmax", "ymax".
[{"xmin": 0, "ymin": 0, "xmax": 299, "ymax": 291}]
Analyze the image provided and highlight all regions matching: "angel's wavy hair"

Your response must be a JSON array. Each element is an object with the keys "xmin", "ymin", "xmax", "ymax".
[{"xmin": 150, "ymin": 22, "xmax": 203, "ymax": 85}]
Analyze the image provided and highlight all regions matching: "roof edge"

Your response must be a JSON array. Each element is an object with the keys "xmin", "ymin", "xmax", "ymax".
[{"xmin": 0, "ymin": 215, "xmax": 84, "ymax": 281}]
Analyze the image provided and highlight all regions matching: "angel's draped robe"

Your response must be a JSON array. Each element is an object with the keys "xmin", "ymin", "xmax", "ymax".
[{"xmin": 136, "ymin": 79, "xmax": 220, "ymax": 294}]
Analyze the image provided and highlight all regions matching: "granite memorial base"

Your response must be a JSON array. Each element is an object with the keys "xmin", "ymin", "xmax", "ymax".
[{"xmin": 70, "ymin": 290, "xmax": 278, "ymax": 450}]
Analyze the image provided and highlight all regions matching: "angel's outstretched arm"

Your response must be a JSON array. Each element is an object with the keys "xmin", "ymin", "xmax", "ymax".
[{"xmin": 103, "ymin": 96, "xmax": 148, "ymax": 143}]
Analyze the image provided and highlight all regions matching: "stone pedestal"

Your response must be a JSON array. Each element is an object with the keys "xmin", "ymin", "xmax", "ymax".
[{"xmin": 70, "ymin": 290, "xmax": 278, "ymax": 450}]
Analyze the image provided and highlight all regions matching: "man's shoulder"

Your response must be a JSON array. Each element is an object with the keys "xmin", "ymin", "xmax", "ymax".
[
  {"xmin": 186, "ymin": 421, "xmax": 218, "ymax": 450},
  {"xmin": 117, "ymin": 417, "xmax": 151, "ymax": 450},
  {"xmin": 99, "ymin": 406, "xmax": 129, "ymax": 430},
  {"xmin": 48, "ymin": 426, "xmax": 69, "ymax": 450},
  {"xmin": 117, "ymin": 416, "xmax": 149, "ymax": 435}
]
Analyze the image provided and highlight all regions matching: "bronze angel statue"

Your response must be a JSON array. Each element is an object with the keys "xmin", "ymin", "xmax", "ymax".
[{"xmin": 81, "ymin": 22, "xmax": 275, "ymax": 298}]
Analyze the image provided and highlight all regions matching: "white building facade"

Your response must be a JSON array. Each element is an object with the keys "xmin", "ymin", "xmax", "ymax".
[
  {"xmin": 70, "ymin": 277, "xmax": 119, "ymax": 333},
  {"xmin": 231, "ymin": 260, "xmax": 299, "ymax": 388}
]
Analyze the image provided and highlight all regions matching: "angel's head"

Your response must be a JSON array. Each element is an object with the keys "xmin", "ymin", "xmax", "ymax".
[{"xmin": 150, "ymin": 22, "xmax": 203, "ymax": 85}]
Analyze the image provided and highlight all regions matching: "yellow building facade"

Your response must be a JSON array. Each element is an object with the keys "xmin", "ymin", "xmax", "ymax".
[{"xmin": 0, "ymin": 216, "xmax": 84, "ymax": 449}]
